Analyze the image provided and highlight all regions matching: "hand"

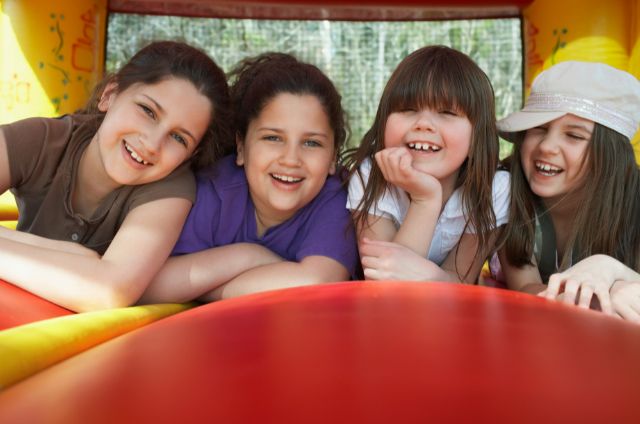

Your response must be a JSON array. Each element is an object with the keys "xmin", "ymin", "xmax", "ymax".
[
  {"xmin": 374, "ymin": 147, "xmax": 441, "ymax": 203},
  {"xmin": 540, "ymin": 255, "xmax": 621, "ymax": 315},
  {"xmin": 359, "ymin": 238, "xmax": 443, "ymax": 281},
  {"xmin": 610, "ymin": 281, "xmax": 640, "ymax": 323}
]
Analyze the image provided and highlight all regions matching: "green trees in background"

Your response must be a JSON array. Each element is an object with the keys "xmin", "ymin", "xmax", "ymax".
[{"xmin": 107, "ymin": 14, "xmax": 521, "ymax": 156}]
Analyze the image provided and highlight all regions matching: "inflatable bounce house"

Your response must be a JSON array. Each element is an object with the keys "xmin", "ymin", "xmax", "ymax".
[{"xmin": 1, "ymin": 1, "xmax": 640, "ymax": 422}]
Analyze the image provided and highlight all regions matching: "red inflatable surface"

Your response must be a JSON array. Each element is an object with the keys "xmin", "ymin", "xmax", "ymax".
[
  {"xmin": 0, "ymin": 279, "xmax": 73, "ymax": 330},
  {"xmin": 0, "ymin": 282, "xmax": 639, "ymax": 423}
]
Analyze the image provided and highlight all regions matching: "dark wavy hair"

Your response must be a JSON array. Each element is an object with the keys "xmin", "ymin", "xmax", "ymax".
[
  {"xmin": 227, "ymin": 52, "xmax": 348, "ymax": 160},
  {"xmin": 344, "ymin": 45, "xmax": 501, "ymax": 281},
  {"xmin": 504, "ymin": 124, "xmax": 640, "ymax": 271},
  {"xmin": 82, "ymin": 41, "xmax": 232, "ymax": 170}
]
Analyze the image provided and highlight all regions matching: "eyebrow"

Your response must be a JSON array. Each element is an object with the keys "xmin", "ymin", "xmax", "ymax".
[
  {"xmin": 142, "ymin": 94, "xmax": 197, "ymax": 143},
  {"xmin": 565, "ymin": 123, "xmax": 593, "ymax": 133},
  {"xmin": 258, "ymin": 127, "xmax": 329, "ymax": 138}
]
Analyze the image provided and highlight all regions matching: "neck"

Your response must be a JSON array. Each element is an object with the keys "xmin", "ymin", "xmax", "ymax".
[
  {"xmin": 73, "ymin": 138, "xmax": 120, "ymax": 218},
  {"xmin": 438, "ymin": 170, "xmax": 459, "ymax": 210},
  {"xmin": 542, "ymin": 192, "xmax": 582, "ymax": 259},
  {"xmin": 254, "ymin": 209, "xmax": 289, "ymax": 238}
]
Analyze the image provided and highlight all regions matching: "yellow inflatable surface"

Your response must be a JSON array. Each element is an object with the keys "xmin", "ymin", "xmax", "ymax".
[
  {"xmin": 0, "ymin": 191, "xmax": 17, "ymax": 222},
  {"xmin": 0, "ymin": 303, "xmax": 194, "ymax": 389}
]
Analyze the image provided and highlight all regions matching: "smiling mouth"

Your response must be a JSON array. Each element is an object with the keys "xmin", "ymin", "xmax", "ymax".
[
  {"xmin": 271, "ymin": 173, "xmax": 303, "ymax": 184},
  {"xmin": 124, "ymin": 142, "xmax": 150, "ymax": 166},
  {"xmin": 408, "ymin": 142, "xmax": 441, "ymax": 152},
  {"xmin": 534, "ymin": 160, "xmax": 563, "ymax": 176}
]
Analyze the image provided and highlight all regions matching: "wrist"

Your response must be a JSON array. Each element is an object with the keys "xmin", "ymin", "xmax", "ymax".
[{"xmin": 409, "ymin": 194, "xmax": 441, "ymax": 208}]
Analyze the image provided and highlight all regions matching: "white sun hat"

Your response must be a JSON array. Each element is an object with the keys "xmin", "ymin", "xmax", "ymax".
[{"xmin": 497, "ymin": 61, "xmax": 640, "ymax": 141}]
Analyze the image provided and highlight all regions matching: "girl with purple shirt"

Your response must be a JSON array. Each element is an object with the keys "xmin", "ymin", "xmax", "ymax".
[{"xmin": 141, "ymin": 53, "xmax": 358, "ymax": 303}]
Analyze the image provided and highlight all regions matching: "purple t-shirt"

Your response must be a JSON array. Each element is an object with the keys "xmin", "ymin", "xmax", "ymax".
[{"xmin": 173, "ymin": 155, "xmax": 358, "ymax": 278}]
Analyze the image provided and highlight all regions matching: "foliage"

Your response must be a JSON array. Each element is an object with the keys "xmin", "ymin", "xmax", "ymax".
[{"xmin": 107, "ymin": 14, "xmax": 521, "ymax": 157}]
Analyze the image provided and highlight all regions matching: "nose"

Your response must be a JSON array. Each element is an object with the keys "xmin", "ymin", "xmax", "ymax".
[
  {"xmin": 141, "ymin": 127, "xmax": 163, "ymax": 157},
  {"xmin": 537, "ymin": 131, "xmax": 560, "ymax": 155},
  {"xmin": 413, "ymin": 110, "xmax": 436, "ymax": 131},
  {"xmin": 279, "ymin": 142, "xmax": 302, "ymax": 167}
]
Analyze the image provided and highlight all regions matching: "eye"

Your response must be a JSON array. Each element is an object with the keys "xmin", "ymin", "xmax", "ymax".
[
  {"xmin": 304, "ymin": 139, "xmax": 322, "ymax": 148},
  {"xmin": 263, "ymin": 134, "xmax": 281, "ymax": 142},
  {"xmin": 440, "ymin": 110, "xmax": 458, "ymax": 116},
  {"xmin": 171, "ymin": 132, "xmax": 187, "ymax": 146},
  {"xmin": 138, "ymin": 104, "xmax": 156, "ymax": 119},
  {"xmin": 566, "ymin": 132, "xmax": 587, "ymax": 141}
]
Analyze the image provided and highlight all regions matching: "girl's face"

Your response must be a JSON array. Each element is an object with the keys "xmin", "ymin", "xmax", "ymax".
[
  {"xmin": 520, "ymin": 114, "xmax": 592, "ymax": 203},
  {"xmin": 237, "ymin": 93, "xmax": 336, "ymax": 232},
  {"xmin": 383, "ymin": 107, "xmax": 472, "ymax": 184},
  {"xmin": 95, "ymin": 77, "xmax": 211, "ymax": 188}
]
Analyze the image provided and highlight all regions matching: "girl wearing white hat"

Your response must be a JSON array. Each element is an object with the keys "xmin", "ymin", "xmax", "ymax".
[{"xmin": 497, "ymin": 61, "xmax": 640, "ymax": 322}]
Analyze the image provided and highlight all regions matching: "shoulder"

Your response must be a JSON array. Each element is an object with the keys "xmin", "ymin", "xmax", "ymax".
[
  {"xmin": 193, "ymin": 155, "xmax": 247, "ymax": 202},
  {"xmin": 127, "ymin": 162, "xmax": 197, "ymax": 210},
  {"xmin": 310, "ymin": 174, "xmax": 349, "ymax": 209},
  {"xmin": 1, "ymin": 115, "xmax": 74, "ymax": 147},
  {"xmin": 492, "ymin": 170, "xmax": 511, "ymax": 195},
  {"xmin": 350, "ymin": 158, "xmax": 372, "ymax": 183},
  {"xmin": 491, "ymin": 171, "xmax": 511, "ymax": 222},
  {"xmin": 196, "ymin": 155, "xmax": 246, "ymax": 189}
]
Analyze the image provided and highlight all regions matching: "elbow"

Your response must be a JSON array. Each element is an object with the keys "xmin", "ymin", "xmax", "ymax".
[{"xmin": 74, "ymin": 283, "xmax": 141, "ymax": 313}]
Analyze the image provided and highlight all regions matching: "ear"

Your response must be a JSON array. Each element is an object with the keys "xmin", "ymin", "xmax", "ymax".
[
  {"xmin": 328, "ymin": 160, "xmax": 336, "ymax": 175},
  {"xmin": 235, "ymin": 134, "xmax": 245, "ymax": 166},
  {"xmin": 97, "ymin": 82, "xmax": 118, "ymax": 112}
]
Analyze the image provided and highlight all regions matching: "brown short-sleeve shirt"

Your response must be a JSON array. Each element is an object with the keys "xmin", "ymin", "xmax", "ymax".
[{"xmin": 2, "ymin": 114, "xmax": 196, "ymax": 254}]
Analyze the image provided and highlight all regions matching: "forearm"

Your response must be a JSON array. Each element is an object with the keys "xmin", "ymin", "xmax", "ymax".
[
  {"xmin": 140, "ymin": 243, "xmax": 283, "ymax": 303},
  {"xmin": 0, "ymin": 237, "xmax": 134, "ymax": 312},
  {"xmin": 202, "ymin": 258, "xmax": 348, "ymax": 301},
  {"xmin": 392, "ymin": 199, "xmax": 440, "ymax": 257},
  {"xmin": 517, "ymin": 282, "xmax": 548, "ymax": 295},
  {"xmin": 433, "ymin": 266, "xmax": 469, "ymax": 283},
  {"xmin": 0, "ymin": 226, "xmax": 97, "ymax": 256}
]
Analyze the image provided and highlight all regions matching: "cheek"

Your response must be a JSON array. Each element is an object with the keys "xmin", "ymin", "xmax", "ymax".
[{"xmin": 383, "ymin": 118, "xmax": 404, "ymax": 148}]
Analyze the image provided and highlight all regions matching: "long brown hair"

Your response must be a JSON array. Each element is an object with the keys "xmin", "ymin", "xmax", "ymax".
[
  {"xmin": 504, "ymin": 124, "xmax": 640, "ymax": 271},
  {"xmin": 344, "ymin": 45, "xmax": 500, "ymax": 280}
]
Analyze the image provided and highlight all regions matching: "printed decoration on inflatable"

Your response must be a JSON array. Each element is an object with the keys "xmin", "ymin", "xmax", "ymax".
[
  {"xmin": 522, "ymin": 0, "xmax": 640, "ymax": 162},
  {"xmin": 0, "ymin": 302, "xmax": 195, "ymax": 389},
  {"xmin": 0, "ymin": 0, "xmax": 107, "ymax": 125}
]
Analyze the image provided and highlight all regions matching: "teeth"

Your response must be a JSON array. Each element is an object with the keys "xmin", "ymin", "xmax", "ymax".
[
  {"xmin": 408, "ymin": 142, "xmax": 441, "ymax": 152},
  {"xmin": 124, "ymin": 143, "xmax": 149, "ymax": 165},
  {"xmin": 535, "ymin": 161, "xmax": 561, "ymax": 173},
  {"xmin": 272, "ymin": 174, "xmax": 302, "ymax": 183}
]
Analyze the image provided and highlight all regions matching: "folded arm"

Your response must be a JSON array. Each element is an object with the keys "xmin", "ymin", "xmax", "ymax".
[
  {"xmin": 0, "ymin": 197, "xmax": 193, "ymax": 312},
  {"xmin": 139, "ymin": 243, "xmax": 283, "ymax": 303},
  {"xmin": 497, "ymin": 248, "xmax": 547, "ymax": 294},
  {"xmin": 199, "ymin": 255, "xmax": 349, "ymax": 301}
]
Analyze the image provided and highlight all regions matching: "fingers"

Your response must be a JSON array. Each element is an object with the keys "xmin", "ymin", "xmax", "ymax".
[
  {"xmin": 561, "ymin": 279, "xmax": 580, "ymax": 306},
  {"xmin": 594, "ymin": 287, "xmax": 614, "ymax": 316},
  {"xmin": 359, "ymin": 238, "xmax": 393, "ymax": 257},
  {"xmin": 546, "ymin": 273, "xmax": 563, "ymax": 300},
  {"xmin": 577, "ymin": 285, "xmax": 594, "ymax": 309},
  {"xmin": 360, "ymin": 254, "xmax": 378, "ymax": 270},
  {"xmin": 375, "ymin": 148, "xmax": 413, "ymax": 184}
]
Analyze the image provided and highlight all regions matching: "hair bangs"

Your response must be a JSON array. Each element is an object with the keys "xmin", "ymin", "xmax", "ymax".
[{"xmin": 386, "ymin": 53, "xmax": 479, "ymax": 119}]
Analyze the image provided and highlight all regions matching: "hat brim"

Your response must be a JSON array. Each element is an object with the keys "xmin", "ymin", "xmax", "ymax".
[{"xmin": 497, "ymin": 110, "xmax": 567, "ymax": 142}]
